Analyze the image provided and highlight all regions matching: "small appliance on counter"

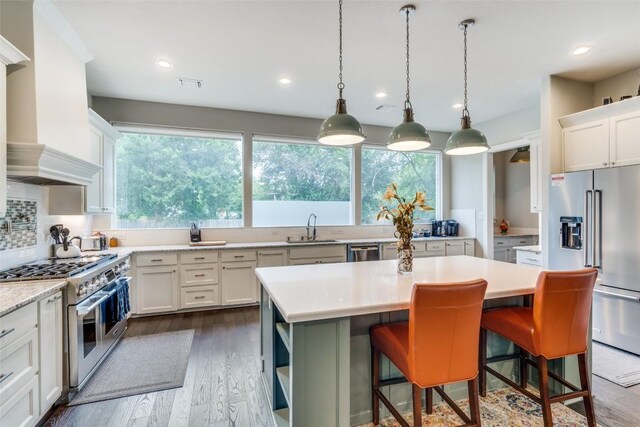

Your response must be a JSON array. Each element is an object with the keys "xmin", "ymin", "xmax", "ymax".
[
  {"xmin": 80, "ymin": 234, "xmax": 109, "ymax": 251},
  {"xmin": 190, "ymin": 222, "xmax": 202, "ymax": 242},
  {"xmin": 431, "ymin": 219, "xmax": 459, "ymax": 237}
]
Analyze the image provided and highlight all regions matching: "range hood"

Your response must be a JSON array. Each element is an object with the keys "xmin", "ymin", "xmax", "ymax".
[{"xmin": 7, "ymin": 142, "xmax": 101, "ymax": 186}]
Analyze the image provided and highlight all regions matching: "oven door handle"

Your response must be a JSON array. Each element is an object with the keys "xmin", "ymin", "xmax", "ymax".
[{"xmin": 77, "ymin": 288, "xmax": 117, "ymax": 317}]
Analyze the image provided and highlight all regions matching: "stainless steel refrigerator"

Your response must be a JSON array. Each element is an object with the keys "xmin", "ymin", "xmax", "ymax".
[{"xmin": 549, "ymin": 164, "xmax": 640, "ymax": 356}]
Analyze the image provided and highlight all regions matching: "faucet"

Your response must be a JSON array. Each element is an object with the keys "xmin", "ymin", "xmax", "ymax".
[{"xmin": 306, "ymin": 213, "xmax": 317, "ymax": 241}]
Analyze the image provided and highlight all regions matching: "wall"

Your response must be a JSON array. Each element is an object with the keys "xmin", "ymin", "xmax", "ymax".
[
  {"xmin": 593, "ymin": 67, "xmax": 640, "ymax": 106},
  {"xmin": 493, "ymin": 151, "xmax": 538, "ymax": 229}
]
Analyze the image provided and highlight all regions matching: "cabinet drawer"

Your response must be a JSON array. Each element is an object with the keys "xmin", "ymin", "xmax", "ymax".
[
  {"xmin": 180, "ymin": 264, "xmax": 219, "ymax": 287},
  {"xmin": 0, "ymin": 302, "xmax": 37, "ymax": 348},
  {"xmin": 0, "ymin": 328, "xmax": 38, "ymax": 405},
  {"xmin": 516, "ymin": 251, "xmax": 542, "ymax": 266},
  {"xmin": 0, "ymin": 376, "xmax": 39, "ymax": 427},
  {"xmin": 136, "ymin": 253, "xmax": 178, "ymax": 267},
  {"xmin": 180, "ymin": 285, "xmax": 220, "ymax": 309},
  {"xmin": 180, "ymin": 251, "xmax": 218, "ymax": 264},
  {"xmin": 289, "ymin": 245, "xmax": 345, "ymax": 260},
  {"xmin": 411, "ymin": 242, "xmax": 426, "ymax": 252},
  {"xmin": 220, "ymin": 251, "xmax": 257, "ymax": 263},
  {"xmin": 445, "ymin": 241, "xmax": 465, "ymax": 256},
  {"xmin": 494, "ymin": 237, "xmax": 510, "ymax": 247},
  {"xmin": 514, "ymin": 237, "xmax": 534, "ymax": 246},
  {"xmin": 426, "ymin": 241, "xmax": 446, "ymax": 252}
]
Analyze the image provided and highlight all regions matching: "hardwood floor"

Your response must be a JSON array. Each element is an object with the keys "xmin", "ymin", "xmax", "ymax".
[
  {"xmin": 44, "ymin": 307, "xmax": 272, "ymax": 427},
  {"xmin": 45, "ymin": 307, "xmax": 640, "ymax": 426}
]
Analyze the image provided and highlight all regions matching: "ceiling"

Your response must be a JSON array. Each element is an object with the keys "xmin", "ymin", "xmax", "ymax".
[{"xmin": 53, "ymin": 0, "xmax": 640, "ymax": 132}]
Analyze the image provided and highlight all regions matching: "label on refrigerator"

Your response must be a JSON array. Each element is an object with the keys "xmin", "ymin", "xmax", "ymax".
[{"xmin": 551, "ymin": 174, "xmax": 565, "ymax": 186}]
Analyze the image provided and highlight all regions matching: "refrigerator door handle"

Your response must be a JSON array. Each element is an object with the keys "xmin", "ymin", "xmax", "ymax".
[
  {"xmin": 584, "ymin": 190, "xmax": 593, "ymax": 267},
  {"xmin": 593, "ymin": 189, "xmax": 602, "ymax": 269},
  {"xmin": 594, "ymin": 288, "xmax": 640, "ymax": 302}
]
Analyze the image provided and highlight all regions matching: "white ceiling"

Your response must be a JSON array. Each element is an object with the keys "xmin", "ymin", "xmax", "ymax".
[{"xmin": 53, "ymin": 0, "xmax": 640, "ymax": 132}]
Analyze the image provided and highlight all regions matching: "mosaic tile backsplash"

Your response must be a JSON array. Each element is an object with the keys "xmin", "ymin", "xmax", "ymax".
[{"xmin": 0, "ymin": 199, "xmax": 38, "ymax": 251}]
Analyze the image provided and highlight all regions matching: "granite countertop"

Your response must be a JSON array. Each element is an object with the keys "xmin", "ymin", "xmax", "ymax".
[
  {"xmin": 0, "ymin": 279, "xmax": 67, "ymax": 317},
  {"xmin": 513, "ymin": 245, "xmax": 542, "ymax": 254},
  {"xmin": 256, "ymin": 256, "xmax": 542, "ymax": 323}
]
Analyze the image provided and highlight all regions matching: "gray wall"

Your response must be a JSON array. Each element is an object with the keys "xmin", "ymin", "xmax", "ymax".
[{"xmin": 593, "ymin": 67, "xmax": 640, "ymax": 106}]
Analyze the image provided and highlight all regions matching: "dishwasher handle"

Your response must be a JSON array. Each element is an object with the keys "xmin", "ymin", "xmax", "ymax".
[{"xmin": 350, "ymin": 247, "xmax": 379, "ymax": 252}]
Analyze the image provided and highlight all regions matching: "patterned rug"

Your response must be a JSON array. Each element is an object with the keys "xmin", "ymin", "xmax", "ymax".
[{"xmin": 358, "ymin": 387, "xmax": 593, "ymax": 426}]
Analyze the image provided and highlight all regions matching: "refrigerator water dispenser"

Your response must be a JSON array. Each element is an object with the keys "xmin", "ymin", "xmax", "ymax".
[{"xmin": 560, "ymin": 216, "xmax": 582, "ymax": 250}]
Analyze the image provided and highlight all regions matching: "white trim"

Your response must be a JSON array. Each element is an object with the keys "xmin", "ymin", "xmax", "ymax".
[
  {"xmin": 487, "ymin": 138, "xmax": 530, "ymax": 153},
  {"xmin": 0, "ymin": 36, "xmax": 30, "ymax": 65},
  {"xmin": 88, "ymin": 109, "xmax": 121, "ymax": 140},
  {"xmin": 253, "ymin": 133, "xmax": 321, "ymax": 146},
  {"xmin": 114, "ymin": 123, "xmax": 242, "ymax": 141},
  {"xmin": 33, "ymin": 0, "xmax": 93, "ymax": 63}
]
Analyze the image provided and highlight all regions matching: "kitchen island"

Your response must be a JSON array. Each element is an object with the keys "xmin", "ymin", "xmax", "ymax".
[{"xmin": 256, "ymin": 255, "xmax": 543, "ymax": 426}]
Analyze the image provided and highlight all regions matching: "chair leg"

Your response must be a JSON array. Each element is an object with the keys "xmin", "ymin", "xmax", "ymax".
[
  {"xmin": 371, "ymin": 347, "xmax": 380, "ymax": 425},
  {"xmin": 479, "ymin": 328, "xmax": 487, "ymax": 397},
  {"xmin": 425, "ymin": 387, "xmax": 433, "ymax": 415},
  {"xmin": 412, "ymin": 383, "xmax": 422, "ymax": 427},
  {"xmin": 468, "ymin": 378, "xmax": 481, "ymax": 427},
  {"xmin": 537, "ymin": 356, "xmax": 553, "ymax": 427},
  {"xmin": 519, "ymin": 347, "xmax": 529, "ymax": 389},
  {"xmin": 578, "ymin": 353, "xmax": 597, "ymax": 427}
]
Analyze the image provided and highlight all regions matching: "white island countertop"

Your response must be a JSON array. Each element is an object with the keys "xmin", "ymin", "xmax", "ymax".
[{"xmin": 256, "ymin": 255, "xmax": 542, "ymax": 323}]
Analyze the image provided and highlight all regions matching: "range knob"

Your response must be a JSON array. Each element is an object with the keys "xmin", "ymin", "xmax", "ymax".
[{"xmin": 100, "ymin": 275, "xmax": 108, "ymax": 286}]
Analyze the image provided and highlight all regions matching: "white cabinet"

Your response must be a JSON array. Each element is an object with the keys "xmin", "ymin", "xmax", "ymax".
[
  {"xmin": 494, "ymin": 236, "xmax": 537, "ymax": 263},
  {"xmin": 516, "ymin": 250, "xmax": 542, "ymax": 266},
  {"xmin": 258, "ymin": 249, "xmax": 288, "ymax": 268},
  {"xmin": 610, "ymin": 110, "xmax": 640, "ymax": 167},
  {"xmin": 464, "ymin": 240, "xmax": 475, "ymax": 256},
  {"xmin": 288, "ymin": 245, "xmax": 347, "ymax": 265},
  {"xmin": 381, "ymin": 243, "xmax": 398, "ymax": 260},
  {"xmin": 444, "ymin": 241, "xmax": 465, "ymax": 256},
  {"xmin": 221, "ymin": 260, "xmax": 258, "ymax": 305},
  {"xmin": 180, "ymin": 286, "xmax": 219, "ymax": 309},
  {"xmin": 523, "ymin": 131, "xmax": 542, "ymax": 213},
  {"xmin": 562, "ymin": 119, "xmax": 610, "ymax": 172},
  {"xmin": 86, "ymin": 109, "xmax": 120, "ymax": 214},
  {"xmin": 136, "ymin": 265, "xmax": 179, "ymax": 314},
  {"xmin": 179, "ymin": 251, "xmax": 220, "ymax": 309},
  {"xmin": 0, "ymin": 376, "xmax": 39, "ymax": 427},
  {"xmin": 37, "ymin": 293, "xmax": 62, "ymax": 415}
]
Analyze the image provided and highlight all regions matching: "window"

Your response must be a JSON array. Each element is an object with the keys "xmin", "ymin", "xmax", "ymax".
[
  {"xmin": 115, "ymin": 130, "xmax": 243, "ymax": 229},
  {"xmin": 361, "ymin": 146, "xmax": 440, "ymax": 225},
  {"xmin": 252, "ymin": 137, "xmax": 352, "ymax": 227}
]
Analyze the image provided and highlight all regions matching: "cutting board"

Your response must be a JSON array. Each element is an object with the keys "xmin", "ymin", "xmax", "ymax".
[{"xmin": 189, "ymin": 241, "xmax": 227, "ymax": 247}]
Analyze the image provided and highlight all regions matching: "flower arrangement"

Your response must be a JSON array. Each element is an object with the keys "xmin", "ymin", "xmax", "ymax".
[{"xmin": 377, "ymin": 183, "xmax": 434, "ymax": 250}]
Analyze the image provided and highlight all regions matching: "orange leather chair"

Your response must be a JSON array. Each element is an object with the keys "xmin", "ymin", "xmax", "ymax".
[
  {"xmin": 370, "ymin": 280, "xmax": 488, "ymax": 427},
  {"xmin": 479, "ymin": 269, "xmax": 598, "ymax": 427}
]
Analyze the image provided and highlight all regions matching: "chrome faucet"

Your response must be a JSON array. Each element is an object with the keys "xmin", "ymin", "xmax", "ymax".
[{"xmin": 306, "ymin": 213, "xmax": 317, "ymax": 241}]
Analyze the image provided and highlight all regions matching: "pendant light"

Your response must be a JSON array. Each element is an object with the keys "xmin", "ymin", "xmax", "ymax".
[
  {"xmin": 386, "ymin": 4, "xmax": 431, "ymax": 152},
  {"xmin": 510, "ymin": 146, "xmax": 531, "ymax": 163},
  {"xmin": 445, "ymin": 19, "xmax": 489, "ymax": 155},
  {"xmin": 318, "ymin": 0, "xmax": 366, "ymax": 146}
]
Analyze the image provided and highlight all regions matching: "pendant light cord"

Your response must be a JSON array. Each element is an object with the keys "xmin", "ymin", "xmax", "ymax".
[
  {"xmin": 337, "ymin": 0, "xmax": 345, "ymax": 99},
  {"xmin": 462, "ymin": 23, "xmax": 469, "ymax": 118},
  {"xmin": 404, "ymin": 7, "xmax": 412, "ymax": 110}
]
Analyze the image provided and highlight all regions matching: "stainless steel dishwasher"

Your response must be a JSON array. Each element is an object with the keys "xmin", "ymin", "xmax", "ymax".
[{"xmin": 347, "ymin": 243, "xmax": 381, "ymax": 262}]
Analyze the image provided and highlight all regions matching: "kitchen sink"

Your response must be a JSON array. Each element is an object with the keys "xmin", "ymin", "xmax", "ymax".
[{"xmin": 286, "ymin": 239, "xmax": 338, "ymax": 244}]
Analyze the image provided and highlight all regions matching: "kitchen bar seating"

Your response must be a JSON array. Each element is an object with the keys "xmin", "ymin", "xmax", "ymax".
[
  {"xmin": 370, "ymin": 280, "xmax": 488, "ymax": 427},
  {"xmin": 479, "ymin": 269, "xmax": 598, "ymax": 427}
]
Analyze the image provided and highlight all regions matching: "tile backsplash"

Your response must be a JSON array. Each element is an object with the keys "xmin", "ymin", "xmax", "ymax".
[{"xmin": 0, "ymin": 199, "xmax": 38, "ymax": 251}]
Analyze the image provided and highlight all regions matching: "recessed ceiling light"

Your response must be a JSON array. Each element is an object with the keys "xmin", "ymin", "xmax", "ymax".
[
  {"xmin": 572, "ymin": 46, "xmax": 591, "ymax": 56},
  {"xmin": 375, "ymin": 92, "xmax": 387, "ymax": 98},
  {"xmin": 279, "ymin": 77, "xmax": 292, "ymax": 85},
  {"xmin": 156, "ymin": 59, "xmax": 172, "ymax": 69},
  {"xmin": 452, "ymin": 103, "xmax": 463, "ymax": 109}
]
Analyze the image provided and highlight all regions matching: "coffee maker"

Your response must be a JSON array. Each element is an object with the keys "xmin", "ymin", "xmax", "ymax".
[{"xmin": 431, "ymin": 219, "xmax": 459, "ymax": 237}]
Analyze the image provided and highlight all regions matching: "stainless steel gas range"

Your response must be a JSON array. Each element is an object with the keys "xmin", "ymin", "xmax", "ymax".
[{"xmin": 0, "ymin": 253, "xmax": 131, "ymax": 392}]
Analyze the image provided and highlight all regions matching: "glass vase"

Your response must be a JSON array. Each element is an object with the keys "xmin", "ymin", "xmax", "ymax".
[{"xmin": 397, "ymin": 245, "xmax": 413, "ymax": 275}]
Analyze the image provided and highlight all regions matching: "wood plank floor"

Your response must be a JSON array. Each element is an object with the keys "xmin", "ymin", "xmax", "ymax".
[
  {"xmin": 45, "ymin": 306, "xmax": 640, "ymax": 426},
  {"xmin": 44, "ymin": 307, "xmax": 273, "ymax": 427}
]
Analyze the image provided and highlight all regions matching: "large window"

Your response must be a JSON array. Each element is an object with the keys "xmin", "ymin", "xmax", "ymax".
[
  {"xmin": 252, "ymin": 138, "xmax": 352, "ymax": 227},
  {"xmin": 361, "ymin": 146, "xmax": 439, "ymax": 225},
  {"xmin": 115, "ymin": 131, "xmax": 243, "ymax": 229}
]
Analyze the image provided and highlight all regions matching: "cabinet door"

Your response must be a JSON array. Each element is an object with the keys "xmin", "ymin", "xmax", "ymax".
[
  {"xmin": 563, "ymin": 119, "xmax": 610, "ymax": 172},
  {"xmin": 101, "ymin": 137, "xmax": 115, "ymax": 213},
  {"xmin": 85, "ymin": 125, "xmax": 103, "ymax": 213},
  {"xmin": 136, "ymin": 266, "xmax": 178, "ymax": 314},
  {"xmin": 221, "ymin": 261, "xmax": 257, "ymax": 305},
  {"xmin": 257, "ymin": 250, "xmax": 288, "ymax": 268},
  {"xmin": 529, "ymin": 138, "xmax": 542, "ymax": 212},
  {"xmin": 38, "ymin": 293, "xmax": 63, "ymax": 415},
  {"xmin": 464, "ymin": 240, "xmax": 475, "ymax": 256},
  {"xmin": 610, "ymin": 110, "xmax": 640, "ymax": 168},
  {"xmin": 445, "ymin": 241, "xmax": 465, "ymax": 256},
  {"xmin": 381, "ymin": 243, "xmax": 397, "ymax": 260},
  {"xmin": 0, "ymin": 376, "xmax": 39, "ymax": 427},
  {"xmin": 508, "ymin": 248, "xmax": 517, "ymax": 264},
  {"xmin": 493, "ymin": 248, "xmax": 509, "ymax": 262}
]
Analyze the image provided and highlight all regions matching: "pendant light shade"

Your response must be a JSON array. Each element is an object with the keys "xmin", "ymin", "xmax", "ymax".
[
  {"xmin": 318, "ymin": 0, "xmax": 366, "ymax": 146},
  {"xmin": 445, "ymin": 19, "xmax": 489, "ymax": 156},
  {"xmin": 510, "ymin": 146, "xmax": 531, "ymax": 163},
  {"xmin": 387, "ymin": 5, "xmax": 431, "ymax": 152}
]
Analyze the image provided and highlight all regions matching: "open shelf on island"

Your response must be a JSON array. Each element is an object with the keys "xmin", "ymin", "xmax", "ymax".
[
  {"xmin": 274, "ymin": 407, "xmax": 290, "ymax": 427},
  {"xmin": 276, "ymin": 366, "xmax": 291, "ymax": 407},
  {"xmin": 276, "ymin": 322, "xmax": 291, "ymax": 352}
]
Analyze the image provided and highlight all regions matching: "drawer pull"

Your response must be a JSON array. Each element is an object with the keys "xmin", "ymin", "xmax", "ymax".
[
  {"xmin": 150, "ymin": 259, "xmax": 163, "ymax": 262},
  {"xmin": 47, "ymin": 295, "xmax": 62, "ymax": 303},
  {"xmin": 194, "ymin": 257, "xmax": 205, "ymax": 260},
  {"xmin": 0, "ymin": 328, "xmax": 15, "ymax": 339},
  {"xmin": 194, "ymin": 296, "xmax": 206, "ymax": 300},
  {"xmin": 526, "ymin": 258, "xmax": 539, "ymax": 263},
  {"xmin": 194, "ymin": 274, "xmax": 206, "ymax": 277},
  {"xmin": 234, "ymin": 255, "xmax": 245, "ymax": 258},
  {"xmin": 0, "ymin": 371, "xmax": 14, "ymax": 384},
  {"xmin": 496, "ymin": 242, "xmax": 504, "ymax": 245}
]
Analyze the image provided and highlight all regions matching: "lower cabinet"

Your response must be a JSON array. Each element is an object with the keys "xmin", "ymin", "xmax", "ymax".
[
  {"xmin": 464, "ymin": 240, "xmax": 475, "ymax": 256},
  {"xmin": 258, "ymin": 249, "xmax": 288, "ymax": 268},
  {"xmin": 37, "ymin": 293, "xmax": 63, "ymax": 415},
  {"xmin": 136, "ymin": 266, "xmax": 179, "ymax": 314},
  {"xmin": 0, "ymin": 376, "xmax": 39, "ymax": 427},
  {"xmin": 221, "ymin": 259, "xmax": 258, "ymax": 305},
  {"xmin": 180, "ymin": 285, "xmax": 220, "ymax": 309},
  {"xmin": 445, "ymin": 241, "xmax": 465, "ymax": 256},
  {"xmin": 289, "ymin": 245, "xmax": 347, "ymax": 265}
]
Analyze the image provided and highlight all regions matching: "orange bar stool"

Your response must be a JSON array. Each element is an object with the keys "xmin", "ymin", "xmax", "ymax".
[
  {"xmin": 479, "ymin": 269, "xmax": 598, "ymax": 427},
  {"xmin": 370, "ymin": 280, "xmax": 488, "ymax": 427}
]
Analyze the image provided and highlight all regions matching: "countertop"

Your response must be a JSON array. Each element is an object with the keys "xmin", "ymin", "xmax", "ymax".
[
  {"xmin": 0, "ymin": 279, "xmax": 67, "ymax": 317},
  {"xmin": 494, "ymin": 233, "xmax": 539, "ymax": 238},
  {"xmin": 513, "ymin": 245, "xmax": 542, "ymax": 254},
  {"xmin": 256, "ymin": 255, "xmax": 542, "ymax": 323}
]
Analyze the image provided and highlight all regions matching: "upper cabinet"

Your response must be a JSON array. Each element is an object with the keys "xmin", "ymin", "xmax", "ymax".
[
  {"xmin": 560, "ymin": 97, "xmax": 640, "ymax": 173},
  {"xmin": 523, "ymin": 131, "xmax": 542, "ymax": 213},
  {"xmin": 87, "ymin": 109, "xmax": 120, "ymax": 213},
  {"xmin": 0, "ymin": 37, "xmax": 30, "ymax": 217}
]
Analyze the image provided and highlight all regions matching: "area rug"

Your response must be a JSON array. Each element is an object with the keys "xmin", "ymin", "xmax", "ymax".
[
  {"xmin": 69, "ymin": 329, "xmax": 195, "ymax": 406},
  {"xmin": 358, "ymin": 387, "xmax": 594, "ymax": 427},
  {"xmin": 592, "ymin": 341, "xmax": 640, "ymax": 387}
]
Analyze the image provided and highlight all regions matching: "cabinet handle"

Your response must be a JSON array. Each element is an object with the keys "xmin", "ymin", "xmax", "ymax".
[
  {"xmin": 194, "ymin": 257, "xmax": 205, "ymax": 260},
  {"xmin": 0, "ymin": 371, "xmax": 14, "ymax": 384},
  {"xmin": 194, "ymin": 296, "xmax": 206, "ymax": 300},
  {"xmin": 612, "ymin": 162, "xmax": 616, "ymax": 166},
  {"xmin": 47, "ymin": 295, "xmax": 62, "ymax": 303},
  {"xmin": 496, "ymin": 242, "xmax": 504, "ymax": 245},
  {"xmin": 603, "ymin": 162, "xmax": 608, "ymax": 167},
  {"xmin": 195, "ymin": 274, "xmax": 206, "ymax": 277},
  {"xmin": 0, "ymin": 328, "xmax": 15, "ymax": 339},
  {"xmin": 150, "ymin": 259, "xmax": 163, "ymax": 262},
  {"xmin": 234, "ymin": 255, "xmax": 245, "ymax": 258},
  {"xmin": 526, "ymin": 258, "xmax": 539, "ymax": 263}
]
